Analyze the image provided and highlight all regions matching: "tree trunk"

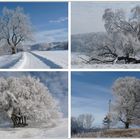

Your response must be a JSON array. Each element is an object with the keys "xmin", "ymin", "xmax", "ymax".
[
  {"xmin": 125, "ymin": 122, "xmax": 129, "ymax": 129},
  {"xmin": 11, "ymin": 47, "xmax": 16, "ymax": 54}
]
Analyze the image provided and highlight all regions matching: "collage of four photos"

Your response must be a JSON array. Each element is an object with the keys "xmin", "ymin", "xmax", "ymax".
[{"xmin": 0, "ymin": 1, "xmax": 140, "ymax": 139}]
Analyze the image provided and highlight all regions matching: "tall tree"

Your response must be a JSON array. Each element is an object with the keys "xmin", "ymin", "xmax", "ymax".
[
  {"xmin": 112, "ymin": 77, "xmax": 140, "ymax": 128},
  {"xmin": 0, "ymin": 7, "xmax": 32, "ymax": 54},
  {"xmin": 101, "ymin": 7, "xmax": 140, "ymax": 64},
  {"xmin": 86, "ymin": 6, "xmax": 140, "ymax": 64}
]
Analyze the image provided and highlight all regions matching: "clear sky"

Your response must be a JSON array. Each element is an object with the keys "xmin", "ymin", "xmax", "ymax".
[
  {"xmin": 72, "ymin": 2, "xmax": 140, "ymax": 34},
  {"xmin": 72, "ymin": 71, "xmax": 140, "ymax": 126},
  {"xmin": 0, "ymin": 2, "xmax": 68, "ymax": 43}
]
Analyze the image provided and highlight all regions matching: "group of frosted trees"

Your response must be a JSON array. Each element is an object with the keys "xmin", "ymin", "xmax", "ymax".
[
  {"xmin": 88, "ymin": 5, "xmax": 140, "ymax": 64},
  {"xmin": 71, "ymin": 114, "xmax": 94, "ymax": 134},
  {"xmin": 0, "ymin": 76, "xmax": 61, "ymax": 127},
  {"xmin": 0, "ymin": 7, "xmax": 32, "ymax": 54}
]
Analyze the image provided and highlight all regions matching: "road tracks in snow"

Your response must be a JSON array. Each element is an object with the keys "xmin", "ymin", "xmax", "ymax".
[{"xmin": 12, "ymin": 51, "xmax": 62, "ymax": 69}]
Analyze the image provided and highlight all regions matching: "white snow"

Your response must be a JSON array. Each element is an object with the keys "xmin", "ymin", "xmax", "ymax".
[
  {"xmin": 0, "ymin": 50, "xmax": 68, "ymax": 69},
  {"xmin": 72, "ymin": 63, "xmax": 140, "ymax": 69},
  {"xmin": 0, "ymin": 118, "xmax": 68, "ymax": 139},
  {"xmin": 72, "ymin": 53, "xmax": 140, "ymax": 69},
  {"xmin": 0, "ymin": 53, "xmax": 22, "ymax": 68},
  {"xmin": 15, "ymin": 51, "xmax": 50, "ymax": 69},
  {"xmin": 32, "ymin": 50, "xmax": 68, "ymax": 69}
]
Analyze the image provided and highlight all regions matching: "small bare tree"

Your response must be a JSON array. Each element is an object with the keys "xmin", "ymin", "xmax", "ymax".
[
  {"xmin": 0, "ymin": 7, "xmax": 33, "ymax": 54},
  {"xmin": 77, "ymin": 113, "xmax": 94, "ymax": 129}
]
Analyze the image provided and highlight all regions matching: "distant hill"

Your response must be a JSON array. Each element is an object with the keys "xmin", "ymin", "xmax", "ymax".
[
  {"xmin": 71, "ymin": 32, "xmax": 108, "ymax": 54},
  {"xmin": 25, "ymin": 41, "xmax": 68, "ymax": 51}
]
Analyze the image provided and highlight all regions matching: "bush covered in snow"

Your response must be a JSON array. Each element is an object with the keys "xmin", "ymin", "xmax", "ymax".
[{"xmin": 0, "ymin": 76, "xmax": 62, "ymax": 127}]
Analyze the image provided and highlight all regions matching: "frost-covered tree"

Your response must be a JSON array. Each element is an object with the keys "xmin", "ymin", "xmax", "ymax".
[
  {"xmin": 91, "ymin": 32, "xmax": 140, "ymax": 64},
  {"xmin": 71, "ymin": 114, "xmax": 94, "ymax": 135},
  {"xmin": 86, "ymin": 6, "xmax": 140, "ymax": 64},
  {"xmin": 103, "ymin": 113, "xmax": 112, "ymax": 129},
  {"xmin": 77, "ymin": 114, "xmax": 94, "ymax": 129},
  {"xmin": 0, "ymin": 76, "xmax": 61, "ymax": 127},
  {"xmin": 99, "ymin": 7, "xmax": 140, "ymax": 64},
  {"xmin": 112, "ymin": 77, "xmax": 140, "ymax": 128},
  {"xmin": 0, "ymin": 7, "xmax": 32, "ymax": 54},
  {"xmin": 71, "ymin": 114, "xmax": 94, "ymax": 131}
]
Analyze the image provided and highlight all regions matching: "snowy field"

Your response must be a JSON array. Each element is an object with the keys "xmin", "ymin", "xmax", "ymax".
[
  {"xmin": 0, "ymin": 119, "xmax": 68, "ymax": 139},
  {"xmin": 72, "ymin": 53, "xmax": 140, "ymax": 69},
  {"xmin": 0, "ymin": 50, "xmax": 68, "ymax": 69},
  {"xmin": 32, "ymin": 50, "xmax": 68, "ymax": 69}
]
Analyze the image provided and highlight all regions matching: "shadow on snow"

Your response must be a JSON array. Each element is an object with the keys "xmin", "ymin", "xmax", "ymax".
[{"xmin": 30, "ymin": 52, "xmax": 62, "ymax": 69}]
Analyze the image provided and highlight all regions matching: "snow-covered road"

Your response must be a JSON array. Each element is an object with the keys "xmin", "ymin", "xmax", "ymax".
[
  {"xmin": 8, "ymin": 51, "xmax": 67, "ymax": 69},
  {"xmin": 13, "ymin": 52, "xmax": 51, "ymax": 69},
  {"xmin": 0, "ymin": 119, "xmax": 68, "ymax": 138}
]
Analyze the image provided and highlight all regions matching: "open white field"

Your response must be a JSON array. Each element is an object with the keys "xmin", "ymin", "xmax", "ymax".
[{"xmin": 32, "ymin": 50, "xmax": 68, "ymax": 69}]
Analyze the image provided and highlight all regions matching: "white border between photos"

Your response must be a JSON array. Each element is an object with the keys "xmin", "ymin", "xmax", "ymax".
[
  {"xmin": 0, "ymin": 1, "xmax": 70, "ymax": 140},
  {"xmin": 1, "ymin": 0, "xmax": 132, "ymax": 1},
  {"xmin": 68, "ymin": 1, "xmax": 71, "ymax": 139},
  {"xmin": 0, "ymin": 0, "xmax": 139, "ymax": 140}
]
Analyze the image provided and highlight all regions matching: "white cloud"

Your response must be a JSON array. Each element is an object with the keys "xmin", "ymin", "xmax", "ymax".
[
  {"xmin": 33, "ymin": 28, "xmax": 68, "ymax": 44},
  {"xmin": 49, "ymin": 17, "xmax": 68, "ymax": 23}
]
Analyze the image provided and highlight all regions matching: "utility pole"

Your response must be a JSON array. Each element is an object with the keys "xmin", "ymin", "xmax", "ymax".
[
  {"xmin": 109, "ymin": 99, "xmax": 111, "ymax": 114},
  {"xmin": 108, "ymin": 99, "xmax": 111, "ymax": 129}
]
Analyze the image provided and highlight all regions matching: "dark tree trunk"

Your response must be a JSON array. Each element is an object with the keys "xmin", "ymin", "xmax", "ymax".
[
  {"xmin": 116, "ymin": 56, "xmax": 140, "ymax": 64},
  {"xmin": 125, "ymin": 122, "xmax": 129, "ymax": 129},
  {"xmin": 24, "ymin": 116, "xmax": 27, "ymax": 124},
  {"xmin": 11, "ymin": 114, "xmax": 17, "ymax": 127},
  {"xmin": 11, "ymin": 115, "xmax": 28, "ymax": 127},
  {"xmin": 11, "ymin": 47, "xmax": 16, "ymax": 54}
]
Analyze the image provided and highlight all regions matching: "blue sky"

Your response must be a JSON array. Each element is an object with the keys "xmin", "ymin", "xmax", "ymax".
[
  {"xmin": 72, "ymin": 72, "xmax": 140, "ymax": 126},
  {"xmin": 72, "ymin": 2, "xmax": 140, "ymax": 34},
  {"xmin": 0, "ymin": 2, "xmax": 68, "ymax": 43}
]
